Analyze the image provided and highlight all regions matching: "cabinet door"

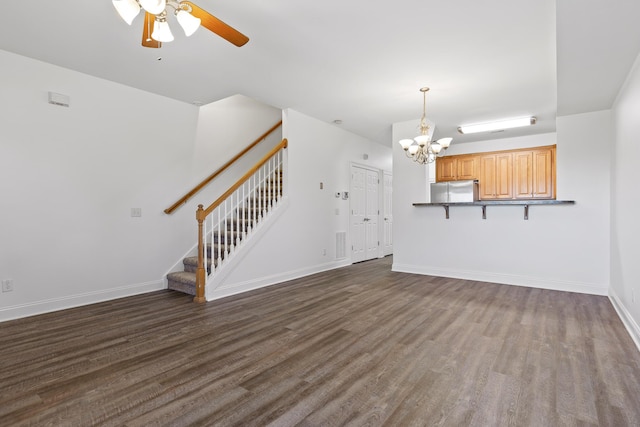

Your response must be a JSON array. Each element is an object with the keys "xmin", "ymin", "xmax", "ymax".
[
  {"xmin": 495, "ymin": 153, "xmax": 513, "ymax": 199},
  {"xmin": 436, "ymin": 157, "xmax": 457, "ymax": 182},
  {"xmin": 514, "ymin": 151, "xmax": 534, "ymax": 199},
  {"xmin": 479, "ymin": 155, "xmax": 497, "ymax": 199},
  {"xmin": 457, "ymin": 156, "xmax": 479, "ymax": 180},
  {"xmin": 532, "ymin": 148, "xmax": 554, "ymax": 198}
]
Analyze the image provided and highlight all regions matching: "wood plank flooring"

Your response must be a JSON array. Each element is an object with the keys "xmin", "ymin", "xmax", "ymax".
[{"xmin": 1, "ymin": 256, "xmax": 640, "ymax": 426}]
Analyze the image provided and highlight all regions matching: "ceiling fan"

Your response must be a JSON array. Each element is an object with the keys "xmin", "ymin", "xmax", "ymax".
[{"xmin": 112, "ymin": 0, "xmax": 249, "ymax": 48}]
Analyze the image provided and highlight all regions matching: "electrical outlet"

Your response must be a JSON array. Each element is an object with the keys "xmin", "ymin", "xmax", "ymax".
[
  {"xmin": 2, "ymin": 279, "xmax": 14, "ymax": 293},
  {"xmin": 131, "ymin": 208, "xmax": 142, "ymax": 217}
]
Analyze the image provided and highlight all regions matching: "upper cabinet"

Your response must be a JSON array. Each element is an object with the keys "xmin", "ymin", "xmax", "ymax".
[
  {"xmin": 436, "ymin": 157, "xmax": 457, "ymax": 182},
  {"xmin": 479, "ymin": 152, "xmax": 514, "ymax": 199},
  {"xmin": 436, "ymin": 155, "xmax": 479, "ymax": 182},
  {"xmin": 436, "ymin": 145, "xmax": 556, "ymax": 201},
  {"xmin": 513, "ymin": 147, "xmax": 555, "ymax": 199}
]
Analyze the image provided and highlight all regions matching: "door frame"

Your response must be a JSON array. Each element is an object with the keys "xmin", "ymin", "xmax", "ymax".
[{"xmin": 349, "ymin": 162, "xmax": 384, "ymax": 263}]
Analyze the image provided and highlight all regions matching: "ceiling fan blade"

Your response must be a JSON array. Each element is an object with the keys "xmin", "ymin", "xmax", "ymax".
[
  {"xmin": 183, "ymin": 1, "xmax": 249, "ymax": 47},
  {"xmin": 142, "ymin": 12, "xmax": 162, "ymax": 48}
]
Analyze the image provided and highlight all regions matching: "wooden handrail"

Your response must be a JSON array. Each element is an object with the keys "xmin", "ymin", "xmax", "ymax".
[
  {"xmin": 200, "ymin": 138, "xmax": 288, "ymax": 219},
  {"xmin": 164, "ymin": 120, "xmax": 282, "ymax": 214}
]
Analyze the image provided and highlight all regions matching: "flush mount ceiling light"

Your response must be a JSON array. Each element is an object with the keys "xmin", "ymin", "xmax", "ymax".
[
  {"xmin": 111, "ymin": 0, "xmax": 249, "ymax": 48},
  {"xmin": 457, "ymin": 116, "xmax": 536, "ymax": 134},
  {"xmin": 398, "ymin": 87, "xmax": 453, "ymax": 165}
]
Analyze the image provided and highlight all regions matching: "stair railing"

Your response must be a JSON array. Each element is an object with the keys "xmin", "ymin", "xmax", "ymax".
[
  {"xmin": 164, "ymin": 120, "xmax": 283, "ymax": 215},
  {"xmin": 194, "ymin": 139, "xmax": 288, "ymax": 303}
]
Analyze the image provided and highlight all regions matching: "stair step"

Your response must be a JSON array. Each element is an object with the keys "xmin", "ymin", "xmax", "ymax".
[
  {"xmin": 167, "ymin": 271, "xmax": 196, "ymax": 295},
  {"xmin": 211, "ymin": 230, "xmax": 242, "ymax": 244},
  {"xmin": 183, "ymin": 256, "xmax": 218, "ymax": 273},
  {"xmin": 225, "ymin": 218, "xmax": 253, "ymax": 231}
]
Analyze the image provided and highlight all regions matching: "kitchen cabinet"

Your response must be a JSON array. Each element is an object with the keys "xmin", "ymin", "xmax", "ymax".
[
  {"xmin": 436, "ymin": 155, "xmax": 478, "ymax": 182},
  {"xmin": 456, "ymin": 155, "xmax": 479, "ymax": 180},
  {"xmin": 479, "ymin": 152, "xmax": 513, "ymax": 199},
  {"xmin": 436, "ymin": 157, "xmax": 457, "ymax": 182},
  {"xmin": 436, "ymin": 145, "xmax": 556, "ymax": 201},
  {"xmin": 513, "ymin": 147, "xmax": 555, "ymax": 199}
]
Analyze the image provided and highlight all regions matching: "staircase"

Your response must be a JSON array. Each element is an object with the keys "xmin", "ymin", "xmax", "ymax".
[{"xmin": 167, "ymin": 167, "xmax": 284, "ymax": 296}]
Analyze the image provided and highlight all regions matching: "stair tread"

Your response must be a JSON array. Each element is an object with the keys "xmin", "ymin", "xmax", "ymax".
[
  {"xmin": 184, "ymin": 256, "xmax": 219, "ymax": 266},
  {"xmin": 167, "ymin": 271, "xmax": 196, "ymax": 285}
]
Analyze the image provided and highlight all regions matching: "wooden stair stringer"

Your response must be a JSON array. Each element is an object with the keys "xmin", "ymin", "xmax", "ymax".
[{"xmin": 205, "ymin": 195, "xmax": 290, "ymax": 299}]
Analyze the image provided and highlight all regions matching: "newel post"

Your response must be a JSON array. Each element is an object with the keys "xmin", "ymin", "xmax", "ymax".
[{"xmin": 194, "ymin": 204, "xmax": 206, "ymax": 304}]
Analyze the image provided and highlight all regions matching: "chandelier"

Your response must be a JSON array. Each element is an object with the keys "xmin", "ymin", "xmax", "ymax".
[
  {"xmin": 398, "ymin": 87, "xmax": 452, "ymax": 164},
  {"xmin": 112, "ymin": 0, "xmax": 202, "ymax": 42}
]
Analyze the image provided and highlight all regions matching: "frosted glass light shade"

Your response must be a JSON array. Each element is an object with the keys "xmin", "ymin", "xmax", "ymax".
[
  {"xmin": 398, "ymin": 139, "xmax": 414, "ymax": 150},
  {"xmin": 176, "ymin": 10, "xmax": 201, "ymax": 36},
  {"xmin": 414, "ymin": 134, "xmax": 430, "ymax": 146},
  {"xmin": 437, "ymin": 137, "xmax": 452, "ymax": 149},
  {"xmin": 408, "ymin": 144, "xmax": 420, "ymax": 155},
  {"xmin": 430, "ymin": 142, "xmax": 442, "ymax": 154},
  {"xmin": 152, "ymin": 20, "xmax": 174, "ymax": 42},
  {"xmin": 112, "ymin": 0, "xmax": 141, "ymax": 25},
  {"xmin": 139, "ymin": 0, "xmax": 167, "ymax": 15}
]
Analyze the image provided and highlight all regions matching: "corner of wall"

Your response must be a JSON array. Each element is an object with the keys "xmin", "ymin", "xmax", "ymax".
[{"xmin": 609, "ymin": 288, "xmax": 640, "ymax": 353}]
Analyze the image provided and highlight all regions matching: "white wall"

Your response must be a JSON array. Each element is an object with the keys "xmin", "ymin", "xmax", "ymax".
[
  {"xmin": 610, "ymin": 51, "xmax": 640, "ymax": 348},
  {"xmin": 209, "ymin": 109, "xmax": 392, "ymax": 299},
  {"xmin": 0, "ymin": 50, "xmax": 282, "ymax": 321},
  {"xmin": 0, "ymin": 50, "xmax": 197, "ymax": 320},
  {"xmin": 189, "ymin": 94, "xmax": 282, "ymax": 206},
  {"xmin": 392, "ymin": 119, "xmax": 610, "ymax": 296}
]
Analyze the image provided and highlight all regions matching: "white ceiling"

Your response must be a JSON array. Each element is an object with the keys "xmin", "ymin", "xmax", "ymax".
[{"xmin": 1, "ymin": 0, "xmax": 639, "ymax": 147}]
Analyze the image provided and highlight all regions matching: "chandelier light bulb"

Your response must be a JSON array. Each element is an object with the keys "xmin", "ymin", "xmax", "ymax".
[
  {"xmin": 176, "ymin": 10, "xmax": 201, "ymax": 36},
  {"xmin": 112, "ymin": 0, "xmax": 141, "ymax": 25},
  {"xmin": 139, "ymin": 0, "xmax": 167, "ymax": 15},
  {"xmin": 152, "ymin": 19, "xmax": 174, "ymax": 42}
]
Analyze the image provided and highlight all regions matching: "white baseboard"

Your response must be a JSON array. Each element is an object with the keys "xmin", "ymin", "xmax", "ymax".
[
  {"xmin": 0, "ymin": 280, "xmax": 165, "ymax": 322},
  {"xmin": 609, "ymin": 289, "xmax": 640, "ymax": 353},
  {"xmin": 391, "ymin": 263, "xmax": 608, "ymax": 296},
  {"xmin": 207, "ymin": 259, "xmax": 352, "ymax": 301}
]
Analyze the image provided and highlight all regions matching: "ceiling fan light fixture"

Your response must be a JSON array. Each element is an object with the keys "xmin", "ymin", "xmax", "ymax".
[
  {"xmin": 152, "ymin": 18, "xmax": 174, "ymax": 42},
  {"xmin": 112, "ymin": 0, "xmax": 141, "ymax": 25},
  {"xmin": 139, "ymin": 0, "xmax": 167, "ymax": 15},
  {"xmin": 457, "ymin": 116, "xmax": 536, "ymax": 134},
  {"xmin": 176, "ymin": 9, "xmax": 201, "ymax": 36}
]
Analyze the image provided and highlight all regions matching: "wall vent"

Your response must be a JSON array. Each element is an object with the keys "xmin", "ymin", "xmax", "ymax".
[{"xmin": 336, "ymin": 231, "xmax": 347, "ymax": 259}]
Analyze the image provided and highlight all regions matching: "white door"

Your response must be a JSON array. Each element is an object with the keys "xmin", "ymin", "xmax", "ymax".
[
  {"xmin": 365, "ymin": 169, "xmax": 379, "ymax": 260},
  {"xmin": 351, "ymin": 166, "xmax": 366, "ymax": 263},
  {"xmin": 351, "ymin": 165, "xmax": 380, "ymax": 263},
  {"xmin": 383, "ymin": 172, "xmax": 393, "ymax": 256}
]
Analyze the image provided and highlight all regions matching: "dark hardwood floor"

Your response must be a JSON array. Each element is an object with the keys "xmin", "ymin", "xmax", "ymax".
[{"xmin": 1, "ymin": 256, "xmax": 640, "ymax": 426}]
